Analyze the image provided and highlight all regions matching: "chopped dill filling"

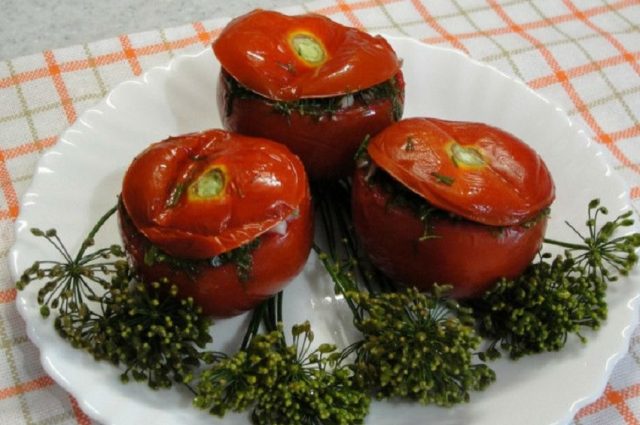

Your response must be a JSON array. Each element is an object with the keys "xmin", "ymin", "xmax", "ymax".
[
  {"xmin": 363, "ymin": 164, "xmax": 548, "ymax": 239},
  {"xmin": 221, "ymin": 70, "xmax": 404, "ymax": 120},
  {"xmin": 144, "ymin": 237, "xmax": 261, "ymax": 282},
  {"xmin": 365, "ymin": 165, "xmax": 452, "ymax": 240}
]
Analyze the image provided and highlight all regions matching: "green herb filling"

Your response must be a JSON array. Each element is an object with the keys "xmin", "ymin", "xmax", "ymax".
[
  {"xmin": 222, "ymin": 70, "xmax": 403, "ymax": 120},
  {"xmin": 144, "ymin": 237, "xmax": 261, "ymax": 282},
  {"xmin": 365, "ymin": 165, "xmax": 548, "ymax": 240}
]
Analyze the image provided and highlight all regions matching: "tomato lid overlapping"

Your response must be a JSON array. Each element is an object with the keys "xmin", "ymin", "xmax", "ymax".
[
  {"xmin": 213, "ymin": 9, "xmax": 401, "ymax": 101},
  {"xmin": 367, "ymin": 118, "xmax": 555, "ymax": 226},
  {"xmin": 121, "ymin": 130, "xmax": 308, "ymax": 258}
]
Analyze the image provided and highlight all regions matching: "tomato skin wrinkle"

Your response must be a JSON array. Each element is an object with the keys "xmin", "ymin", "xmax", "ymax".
[
  {"xmin": 367, "ymin": 117, "xmax": 555, "ymax": 226},
  {"xmin": 213, "ymin": 9, "xmax": 401, "ymax": 101},
  {"xmin": 121, "ymin": 129, "xmax": 309, "ymax": 259},
  {"xmin": 119, "ymin": 129, "xmax": 313, "ymax": 317},
  {"xmin": 353, "ymin": 118, "xmax": 555, "ymax": 298}
]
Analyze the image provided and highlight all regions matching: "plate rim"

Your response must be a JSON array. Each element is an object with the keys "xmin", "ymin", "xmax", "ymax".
[{"xmin": 8, "ymin": 34, "xmax": 640, "ymax": 425}]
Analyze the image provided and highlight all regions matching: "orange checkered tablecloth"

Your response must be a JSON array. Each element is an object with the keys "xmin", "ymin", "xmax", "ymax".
[{"xmin": 1, "ymin": 0, "xmax": 639, "ymax": 424}]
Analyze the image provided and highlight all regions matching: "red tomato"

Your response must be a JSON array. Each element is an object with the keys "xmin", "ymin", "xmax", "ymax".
[
  {"xmin": 217, "ymin": 70, "xmax": 404, "ymax": 180},
  {"xmin": 119, "ymin": 129, "xmax": 313, "ymax": 317},
  {"xmin": 352, "ymin": 118, "xmax": 555, "ymax": 298},
  {"xmin": 213, "ymin": 9, "xmax": 405, "ymax": 180},
  {"xmin": 213, "ymin": 10, "xmax": 401, "ymax": 100}
]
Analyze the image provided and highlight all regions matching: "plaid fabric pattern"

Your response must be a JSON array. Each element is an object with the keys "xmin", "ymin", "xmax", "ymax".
[{"xmin": 1, "ymin": 0, "xmax": 639, "ymax": 423}]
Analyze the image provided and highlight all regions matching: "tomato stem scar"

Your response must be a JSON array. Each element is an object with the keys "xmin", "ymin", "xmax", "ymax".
[
  {"xmin": 190, "ymin": 167, "xmax": 227, "ymax": 200},
  {"xmin": 449, "ymin": 142, "xmax": 485, "ymax": 168},
  {"xmin": 290, "ymin": 33, "xmax": 325, "ymax": 65}
]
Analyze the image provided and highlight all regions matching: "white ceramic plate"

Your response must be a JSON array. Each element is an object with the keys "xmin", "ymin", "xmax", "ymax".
[{"xmin": 9, "ymin": 36, "xmax": 640, "ymax": 425}]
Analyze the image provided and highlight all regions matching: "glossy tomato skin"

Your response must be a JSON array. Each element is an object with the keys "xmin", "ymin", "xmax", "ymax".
[
  {"xmin": 213, "ymin": 9, "xmax": 404, "ymax": 180},
  {"xmin": 367, "ymin": 117, "xmax": 555, "ymax": 226},
  {"xmin": 351, "ymin": 167, "xmax": 548, "ymax": 298},
  {"xmin": 118, "ymin": 129, "xmax": 313, "ymax": 317},
  {"xmin": 217, "ymin": 71, "xmax": 405, "ymax": 180},
  {"xmin": 213, "ymin": 10, "xmax": 402, "ymax": 101},
  {"xmin": 352, "ymin": 117, "xmax": 555, "ymax": 297},
  {"xmin": 121, "ymin": 130, "xmax": 309, "ymax": 259},
  {"xmin": 118, "ymin": 198, "xmax": 313, "ymax": 317}
]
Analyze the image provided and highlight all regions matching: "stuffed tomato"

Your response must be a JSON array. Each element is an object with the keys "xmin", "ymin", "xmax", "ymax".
[
  {"xmin": 118, "ymin": 129, "xmax": 313, "ymax": 317},
  {"xmin": 352, "ymin": 118, "xmax": 555, "ymax": 298},
  {"xmin": 213, "ymin": 9, "xmax": 404, "ymax": 180}
]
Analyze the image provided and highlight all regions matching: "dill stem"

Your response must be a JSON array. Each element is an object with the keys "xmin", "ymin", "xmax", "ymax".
[
  {"xmin": 263, "ymin": 292, "xmax": 283, "ymax": 334},
  {"xmin": 313, "ymin": 244, "xmax": 362, "ymax": 321},
  {"xmin": 543, "ymin": 238, "xmax": 588, "ymax": 250},
  {"xmin": 75, "ymin": 204, "xmax": 118, "ymax": 262},
  {"xmin": 240, "ymin": 301, "xmax": 267, "ymax": 351}
]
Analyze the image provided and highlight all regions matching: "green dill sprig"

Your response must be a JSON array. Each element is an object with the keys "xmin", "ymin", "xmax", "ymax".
[
  {"xmin": 16, "ymin": 206, "xmax": 128, "ymax": 318},
  {"xmin": 472, "ymin": 199, "xmax": 640, "ymax": 359},
  {"xmin": 56, "ymin": 279, "xmax": 213, "ymax": 389},
  {"xmin": 193, "ymin": 318, "xmax": 370, "ymax": 424},
  {"xmin": 313, "ymin": 180, "xmax": 495, "ymax": 405},
  {"xmin": 544, "ymin": 199, "xmax": 640, "ymax": 282},
  {"xmin": 17, "ymin": 206, "xmax": 214, "ymax": 390},
  {"xmin": 349, "ymin": 286, "xmax": 495, "ymax": 405},
  {"xmin": 473, "ymin": 254, "xmax": 605, "ymax": 360}
]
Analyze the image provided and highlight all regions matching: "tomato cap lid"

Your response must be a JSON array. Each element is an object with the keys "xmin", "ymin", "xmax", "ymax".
[
  {"xmin": 367, "ymin": 117, "xmax": 555, "ymax": 226},
  {"xmin": 121, "ymin": 129, "xmax": 309, "ymax": 258},
  {"xmin": 213, "ymin": 9, "xmax": 401, "ymax": 101}
]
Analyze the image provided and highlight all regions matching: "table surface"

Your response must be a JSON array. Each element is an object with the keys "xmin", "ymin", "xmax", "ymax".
[{"xmin": 0, "ymin": 0, "xmax": 311, "ymax": 60}]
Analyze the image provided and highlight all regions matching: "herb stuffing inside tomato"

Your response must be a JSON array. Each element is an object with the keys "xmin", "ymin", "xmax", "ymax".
[
  {"xmin": 352, "ymin": 117, "xmax": 555, "ymax": 298},
  {"xmin": 213, "ymin": 9, "xmax": 405, "ymax": 180},
  {"xmin": 118, "ymin": 129, "xmax": 313, "ymax": 317}
]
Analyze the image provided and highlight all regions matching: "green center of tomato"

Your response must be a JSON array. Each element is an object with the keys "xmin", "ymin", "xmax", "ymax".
[
  {"xmin": 449, "ymin": 142, "xmax": 485, "ymax": 168},
  {"xmin": 290, "ymin": 34, "xmax": 325, "ymax": 65},
  {"xmin": 189, "ymin": 167, "xmax": 226, "ymax": 200}
]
